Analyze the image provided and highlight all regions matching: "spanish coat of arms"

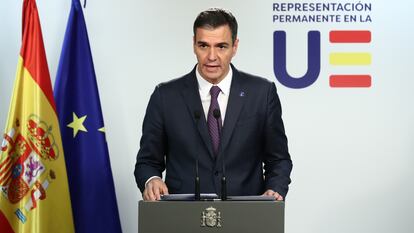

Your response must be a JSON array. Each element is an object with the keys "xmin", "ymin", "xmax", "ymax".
[
  {"xmin": 201, "ymin": 206, "xmax": 222, "ymax": 228},
  {"xmin": 1, "ymin": 115, "xmax": 59, "ymax": 221}
]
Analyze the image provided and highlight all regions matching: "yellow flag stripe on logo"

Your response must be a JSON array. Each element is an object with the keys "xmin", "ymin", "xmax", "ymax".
[{"xmin": 329, "ymin": 52, "xmax": 372, "ymax": 65}]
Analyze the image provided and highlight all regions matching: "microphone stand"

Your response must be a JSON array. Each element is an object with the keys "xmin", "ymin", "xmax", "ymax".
[
  {"xmin": 213, "ymin": 109, "xmax": 227, "ymax": 201},
  {"xmin": 194, "ymin": 111, "xmax": 201, "ymax": 201}
]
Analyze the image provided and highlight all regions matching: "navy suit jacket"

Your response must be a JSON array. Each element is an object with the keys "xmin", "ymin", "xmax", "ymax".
[{"xmin": 134, "ymin": 65, "xmax": 292, "ymax": 197}]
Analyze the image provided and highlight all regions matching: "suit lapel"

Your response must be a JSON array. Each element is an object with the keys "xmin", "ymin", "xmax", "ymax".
[
  {"xmin": 218, "ymin": 66, "xmax": 246, "ymax": 160},
  {"xmin": 180, "ymin": 68, "xmax": 215, "ymax": 159}
]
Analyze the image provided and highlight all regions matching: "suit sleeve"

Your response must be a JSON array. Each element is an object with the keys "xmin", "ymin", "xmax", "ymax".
[
  {"xmin": 263, "ymin": 82, "xmax": 293, "ymax": 198},
  {"xmin": 134, "ymin": 85, "xmax": 167, "ymax": 193}
]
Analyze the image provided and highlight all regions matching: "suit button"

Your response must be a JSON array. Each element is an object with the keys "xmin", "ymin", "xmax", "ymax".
[{"xmin": 214, "ymin": 171, "xmax": 219, "ymax": 176}]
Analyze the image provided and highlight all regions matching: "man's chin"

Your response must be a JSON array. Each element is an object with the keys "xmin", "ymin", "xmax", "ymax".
[
  {"xmin": 202, "ymin": 75, "xmax": 222, "ymax": 84},
  {"xmin": 201, "ymin": 71, "xmax": 221, "ymax": 80}
]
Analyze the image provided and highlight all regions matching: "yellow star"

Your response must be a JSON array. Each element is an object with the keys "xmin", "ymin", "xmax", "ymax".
[
  {"xmin": 67, "ymin": 113, "xmax": 88, "ymax": 138},
  {"xmin": 98, "ymin": 127, "xmax": 105, "ymax": 133}
]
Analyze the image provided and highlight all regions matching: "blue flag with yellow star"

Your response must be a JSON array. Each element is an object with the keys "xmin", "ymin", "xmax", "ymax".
[{"xmin": 54, "ymin": 1, "xmax": 122, "ymax": 232}]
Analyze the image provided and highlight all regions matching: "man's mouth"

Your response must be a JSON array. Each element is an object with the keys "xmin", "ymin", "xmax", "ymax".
[{"xmin": 204, "ymin": 64, "xmax": 220, "ymax": 72}]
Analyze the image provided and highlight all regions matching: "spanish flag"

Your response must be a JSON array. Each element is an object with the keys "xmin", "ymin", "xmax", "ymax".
[{"xmin": 0, "ymin": 0, "xmax": 75, "ymax": 232}]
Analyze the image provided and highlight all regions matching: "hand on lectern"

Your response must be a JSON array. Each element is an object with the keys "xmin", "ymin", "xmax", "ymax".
[
  {"xmin": 143, "ymin": 177, "xmax": 169, "ymax": 201},
  {"xmin": 262, "ymin": 189, "xmax": 284, "ymax": 201}
]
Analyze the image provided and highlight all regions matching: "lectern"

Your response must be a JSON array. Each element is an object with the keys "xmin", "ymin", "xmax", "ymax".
[{"xmin": 138, "ymin": 200, "xmax": 284, "ymax": 233}]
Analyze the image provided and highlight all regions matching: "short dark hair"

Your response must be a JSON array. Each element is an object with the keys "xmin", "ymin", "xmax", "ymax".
[{"xmin": 193, "ymin": 8, "xmax": 238, "ymax": 44}]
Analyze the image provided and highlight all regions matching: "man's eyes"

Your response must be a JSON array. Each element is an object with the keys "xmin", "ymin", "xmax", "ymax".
[{"xmin": 197, "ymin": 44, "xmax": 228, "ymax": 49}]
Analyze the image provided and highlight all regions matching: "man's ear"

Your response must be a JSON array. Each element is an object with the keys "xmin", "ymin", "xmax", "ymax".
[
  {"xmin": 193, "ymin": 36, "xmax": 196, "ymax": 54},
  {"xmin": 232, "ymin": 38, "xmax": 239, "ymax": 57}
]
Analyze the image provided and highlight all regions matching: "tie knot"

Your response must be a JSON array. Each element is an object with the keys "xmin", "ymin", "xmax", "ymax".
[{"xmin": 210, "ymin": 86, "xmax": 221, "ymax": 99}]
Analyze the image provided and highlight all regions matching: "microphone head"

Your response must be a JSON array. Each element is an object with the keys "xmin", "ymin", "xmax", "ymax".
[
  {"xmin": 194, "ymin": 110, "xmax": 201, "ymax": 119},
  {"xmin": 213, "ymin": 109, "xmax": 221, "ymax": 119}
]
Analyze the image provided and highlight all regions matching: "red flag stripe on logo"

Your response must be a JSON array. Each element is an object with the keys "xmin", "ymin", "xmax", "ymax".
[
  {"xmin": 329, "ymin": 75, "xmax": 372, "ymax": 87},
  {"xmin": 329, "ymin": 30, "xmax": 371, "ymax": 43}
]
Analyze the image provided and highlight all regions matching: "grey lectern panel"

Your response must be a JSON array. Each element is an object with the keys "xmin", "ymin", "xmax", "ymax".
[{"xmin": 138, "ymin": 201, "xmax": 284, "ymax": 233}]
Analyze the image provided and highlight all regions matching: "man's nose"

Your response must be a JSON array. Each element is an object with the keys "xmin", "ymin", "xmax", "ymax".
[{"xmin": 207, "ymin": 48, "xmax": 217, "ymax": 61}]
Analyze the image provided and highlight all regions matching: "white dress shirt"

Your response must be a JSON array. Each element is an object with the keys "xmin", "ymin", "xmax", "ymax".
[{"xmin": 196, "ymin": 65, "xmax": 232, "ymax": 123}]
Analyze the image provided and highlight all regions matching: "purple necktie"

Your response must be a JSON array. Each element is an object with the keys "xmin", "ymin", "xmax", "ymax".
[{"xmin": 207, "ymin": 86, "xmax": 222, "ymax": 156}]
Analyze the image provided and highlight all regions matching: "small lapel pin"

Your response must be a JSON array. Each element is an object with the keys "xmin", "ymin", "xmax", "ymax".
[{"xmin": 239, "ymin": 91, "xmax": 245, "ymax": 97}]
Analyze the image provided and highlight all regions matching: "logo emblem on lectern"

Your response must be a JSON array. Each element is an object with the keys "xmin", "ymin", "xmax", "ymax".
[{"xmin": 201, "ymin": 206, "xmax": 222, "ymax": 228}]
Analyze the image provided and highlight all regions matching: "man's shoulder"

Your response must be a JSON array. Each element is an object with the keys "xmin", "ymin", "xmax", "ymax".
[
  {"xmin": 238, "ymin": 70, "xmax": 271, "ymax": 82},
  {"xmin": 235, "ymin": 68, "xmax": 274, "ymax": 88},
  {"xmin": 156, "ymin": 69, "xmax": 194, "ymax": 90}
]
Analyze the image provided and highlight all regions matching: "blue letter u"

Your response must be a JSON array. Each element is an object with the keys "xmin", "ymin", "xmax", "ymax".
[{"xmin": 273, "ymin": 31, "xmax": 321, "ymax": 89}]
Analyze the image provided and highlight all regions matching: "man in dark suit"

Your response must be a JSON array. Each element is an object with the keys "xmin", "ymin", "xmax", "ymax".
[{"xmin": 134, "ymin": 8, "xmax": 292, "ymax": 201}]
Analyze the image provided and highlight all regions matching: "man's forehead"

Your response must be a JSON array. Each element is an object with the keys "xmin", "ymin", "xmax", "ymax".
[{"xmin": 194, "ymin": 26, "xmax": 232, "ymax": 42}]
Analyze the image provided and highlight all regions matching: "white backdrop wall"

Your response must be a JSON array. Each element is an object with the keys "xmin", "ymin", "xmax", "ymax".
[{"xmin": 1, "ymin": 1, "xmax": 413, "ymax": 233}]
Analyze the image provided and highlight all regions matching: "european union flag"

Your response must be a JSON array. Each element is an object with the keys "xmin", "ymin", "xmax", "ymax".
[{"xmin": 54, "ymin": 1, "xmax": 122, "ymax": 232}]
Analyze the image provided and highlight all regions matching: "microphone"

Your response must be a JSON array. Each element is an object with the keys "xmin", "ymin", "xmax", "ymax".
[
  {"xmin": 212, "ymin": 109, "xmax": 227, "ymax": 201},
  {"xmin": 193, "ymin": 110, "xmax": 201, "ymax": 201}
]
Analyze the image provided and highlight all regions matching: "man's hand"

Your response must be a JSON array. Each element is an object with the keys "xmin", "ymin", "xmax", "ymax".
[
  {"xmin": 143, "ymin": 178, "xmax": 169, "ymax": 201},
  {"xmin": 262, "ymin": 189, "xmax": 284, "ymax": 201}
]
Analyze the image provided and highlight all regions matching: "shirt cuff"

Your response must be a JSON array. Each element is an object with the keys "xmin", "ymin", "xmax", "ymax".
[{"xmin": 145, "ymin": 176, "xmax": 162, "ymax": 187}]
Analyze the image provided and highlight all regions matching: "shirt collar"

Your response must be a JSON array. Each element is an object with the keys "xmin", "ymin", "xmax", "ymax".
[{"xmin": 196, "ymin": 65, "xmax": 233, "ymax": 98}]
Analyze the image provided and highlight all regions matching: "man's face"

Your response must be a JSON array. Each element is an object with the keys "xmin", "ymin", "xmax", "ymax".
[{"xmin": 193, "ymin": 25, "xmax": 239, "ymax": 84}]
